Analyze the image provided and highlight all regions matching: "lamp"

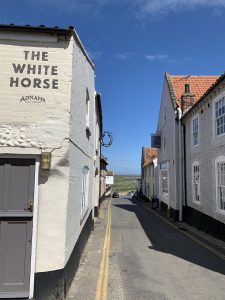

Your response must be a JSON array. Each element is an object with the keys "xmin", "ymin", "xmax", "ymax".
[{"xmin": 41, "ymin": 152, "xmax": 51, "ymax": 170}]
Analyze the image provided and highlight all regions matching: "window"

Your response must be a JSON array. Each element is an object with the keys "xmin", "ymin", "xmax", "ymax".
[
  {"xmin": 86, "ymin": 88, "xmax": 90, "ymax": 128},
  {"xmin": 215, "ymin": 96, "xmax": 225, "ymax": 136},
  {"xmin": 192, "ymin": 162, "xmax": 200, "ymax": 203},
  {"xmin": 160, "ymin": 162, "xmax": 168, "ymax": 197},
  {"xmin": 192, "ymin": 116, "xmax": 199, "ymax": 147},
  {"xmin": 81, "ymin": 166, "xmax": 89, "ymax": 217},
  {"xmin": 216, "ymin": 159, "xmax": 225, "ymax": 211}
]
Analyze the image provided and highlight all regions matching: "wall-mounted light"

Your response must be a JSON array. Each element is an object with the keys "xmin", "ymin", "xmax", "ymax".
[{"xmin": 41, "ymin": 152, "xmax": 51, "ymax": 170}]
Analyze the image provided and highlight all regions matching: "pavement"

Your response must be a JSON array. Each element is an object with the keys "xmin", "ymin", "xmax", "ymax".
[{"xmin": 66, "ymin": 196, "xmax": 225, "ymax": 300}]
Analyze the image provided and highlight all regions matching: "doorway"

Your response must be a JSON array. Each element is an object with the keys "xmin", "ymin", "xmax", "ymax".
[{"xmin": 0, "ymin": 158, "xmax": 36, "ymax": 299}]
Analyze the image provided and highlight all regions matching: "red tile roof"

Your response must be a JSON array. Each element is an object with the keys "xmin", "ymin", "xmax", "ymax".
[
  {"xmin": 167, "ymin": 74, "xmax": 219, "ymax": 107},
  {"xmin": 142, "ymin": 148, "xmax": 157, "ymax": 167}
]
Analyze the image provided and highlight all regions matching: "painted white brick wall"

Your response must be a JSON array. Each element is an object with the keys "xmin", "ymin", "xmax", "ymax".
[
  {"xmin": 0, "ymin": 34, "xmax": 73, "ymax": 272},
  {"xmin": 156, "ymin": 80, "xmax": 178, "ymax": 210},
  {"xmin": 65, "ymin": 38, "xmax": 96, "ymax": 264},
  {"xmin": 184, "ymin": 85, "xmax": 225, "ymax": 224},
  {"xmin": 0, "ymin": 31, "xmax": 98, "ymax": 273}
]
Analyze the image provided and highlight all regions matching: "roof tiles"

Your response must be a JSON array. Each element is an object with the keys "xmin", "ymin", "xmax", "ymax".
[
  {"xmin": 143, "ymin": 148, "xmax": 157, "ymax": 167},
  {"xmin": 168, "ymin": 75, "xmax": 219, "ymax": 107}
]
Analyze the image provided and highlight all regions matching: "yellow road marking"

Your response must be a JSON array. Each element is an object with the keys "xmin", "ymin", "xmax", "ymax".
[
  {"xmin": 95, "ymin": 200, "xmax": 111, "ymax": 300},
  {"xmin": 140, "ymin": 203, "xmax": 225, "ymax": 261},
  {"xmin": 102, "ymin": 205, "xmax": 111, "ymax": 300}
]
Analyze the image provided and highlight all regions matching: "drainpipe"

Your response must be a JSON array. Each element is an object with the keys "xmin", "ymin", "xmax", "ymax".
[
  {"xmin": 177, "ymin": 108, "xmax": 183, "ymax": 221},
  {"xmin": 182, "ymin": 124, "xmax": 187, "ymax": 208}
]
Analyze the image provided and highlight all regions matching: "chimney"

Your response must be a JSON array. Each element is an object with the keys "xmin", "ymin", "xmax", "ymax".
[{"xmin": 181, "ymin": 83, "xmax": 195, "ymax": 113}]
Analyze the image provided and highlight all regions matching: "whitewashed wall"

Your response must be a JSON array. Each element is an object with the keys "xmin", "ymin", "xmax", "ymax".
[
  {"xmin": 65, "ymin": 38, "xmax": 95, "ymax": 264},
  {"xmin": 0, "ymin": 32, "xmax": 73, "ymax": 272},
  {"xmin": 0, "ymin": 30, "xmax": 97, "ymax": 273},
  {"xmin": 156, "ymin": 80, "xmax": 178, "ymax": 210},
  {"xmin": 183, "ymin": 84, "xmax": 225, "ymax": 225}
]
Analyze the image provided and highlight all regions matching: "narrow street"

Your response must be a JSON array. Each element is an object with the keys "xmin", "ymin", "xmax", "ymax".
[{"xmin": 67, "ymin": 196, "xmax": 225, "ymax": 300}]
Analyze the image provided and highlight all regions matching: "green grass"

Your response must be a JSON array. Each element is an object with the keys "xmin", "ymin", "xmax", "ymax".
[{"xmin": 112, "ymin": 175, "xmax": 140, "ymax": 193}]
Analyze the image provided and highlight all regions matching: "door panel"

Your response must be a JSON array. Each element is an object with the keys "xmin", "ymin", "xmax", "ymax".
[
  {"xmin": 0, "ymin": 158, "xmax": 35, "ymax": 298},
  {"xmin": 0, "ymin": 163, "xmax": 4, "ymax": 211}
]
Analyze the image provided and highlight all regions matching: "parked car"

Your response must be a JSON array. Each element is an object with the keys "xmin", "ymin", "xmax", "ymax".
[
  {"xmin": 112, "ymin": 191, "xmax": 119, "ymax": 198},
  {"xmin": 132, "ymin": 192, "xmax": 138, "ymax": 199},
  {"xmin": 127, "ymin": 191, "xmax": 134, "ymax": 196}
]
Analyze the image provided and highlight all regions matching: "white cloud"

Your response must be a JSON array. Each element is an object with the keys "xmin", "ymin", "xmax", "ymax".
[
  {"xmin": 26, "ymin": 0, "xmax": 113, "ymax": 13},
  {"xmin": 145, "ymin": 54, "xmax": 177, "ymax": 64},
  {"xmin": 26, "ymin": 0, "xmax": 225, "ymax": 18},
  {"xmin": 115, "ymin": 52, "xmax": 134, "ymax": 60},
  {"xmin": 136, "ymin": 0, "xmax": 225, "ymax": 19}
]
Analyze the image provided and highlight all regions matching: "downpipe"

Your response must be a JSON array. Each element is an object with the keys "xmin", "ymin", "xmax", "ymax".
[{"xmin": 177, "ymin": 108, "xmax": 183, "ymax": 222}]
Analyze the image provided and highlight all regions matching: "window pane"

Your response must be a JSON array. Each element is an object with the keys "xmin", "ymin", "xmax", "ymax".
[
  {"xmin": 161, "ymin": 169, "xmax": 168, "ymax": 196},
  {"xmin": 215, "ymin": 98, "xmax": 225, "ymax": 136},
  {"xmin": 193, "ymin": 163, "xmax": 200, "ymax": 202}
]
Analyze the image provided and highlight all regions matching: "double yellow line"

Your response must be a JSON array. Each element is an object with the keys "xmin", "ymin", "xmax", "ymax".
[{"xmin": 95, "ymin": 200, "xmax": 111, "ymax": 300}]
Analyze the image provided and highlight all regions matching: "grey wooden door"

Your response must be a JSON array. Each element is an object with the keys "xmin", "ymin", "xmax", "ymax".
[{"xmin": 0, "ymin": 158, "xmax": 35, "ymax": 299}]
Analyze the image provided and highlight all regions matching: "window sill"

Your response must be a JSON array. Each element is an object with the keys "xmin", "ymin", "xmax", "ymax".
[
  {"xmin": 216, "ymin": 209, "xmax": 225, "ymax": 216},
  {"xmin": 192, "ymin": 200, "xmax": 201, "ymax": 206},
  {"xmin": 214, "ymin": 132, "xmax": 225, "ymax": 139},
  {"xmin": 192, "ymin": 144, "xmax": 199, "ymax": 149},
  {"xmin": 160, "ymin": 194, "xmax": 169, "ymax": 202}
]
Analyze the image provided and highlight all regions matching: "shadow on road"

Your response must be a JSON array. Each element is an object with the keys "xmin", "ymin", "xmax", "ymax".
[{"xmin": 113, "ymin": 198, "xmax": 225, "ymax": 276}]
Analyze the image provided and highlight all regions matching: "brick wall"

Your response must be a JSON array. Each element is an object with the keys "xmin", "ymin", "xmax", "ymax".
[{"xmin": 184, "ymin": 84, "xmax": 225, "ymax": 225}]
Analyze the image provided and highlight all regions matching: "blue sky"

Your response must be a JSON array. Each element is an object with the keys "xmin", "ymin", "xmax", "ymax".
[{"xmin": 1, "ymin": 0, "xmax": 225, "ymax": 175}]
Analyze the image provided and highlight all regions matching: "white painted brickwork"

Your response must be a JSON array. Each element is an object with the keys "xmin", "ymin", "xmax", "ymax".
[
  {"xmin": 66, "ymin": 38, "xmax": 96, "ymax": 264},
  {"xmin": 156, "ymin": 80, "xmax": 179, "ymax": 210},
  {"xmin": 0, "ymin": 31, "xmax": 98, "ymax": 273},
  {"xmin": 184, "ymin": 85, "xmax": 225, "ymax": 225}
]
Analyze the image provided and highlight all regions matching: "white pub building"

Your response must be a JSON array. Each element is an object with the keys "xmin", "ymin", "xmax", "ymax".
[{"xmin": 0, "ymin": 24, "xmax": 102, "ymax": 299}]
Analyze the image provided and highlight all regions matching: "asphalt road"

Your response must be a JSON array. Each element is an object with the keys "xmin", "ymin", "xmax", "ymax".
[
  {"xmin": 67, "ymin": 196, "xmax": 225, "ymax": 300},
  {"xmin": 107, "ymin": 196, "xmax": 225, "ymax": 300}
]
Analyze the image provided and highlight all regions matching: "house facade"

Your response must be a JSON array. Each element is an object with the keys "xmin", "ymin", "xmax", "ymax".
[
  {"xmin": 93, "ymin": 93, "xmax": 102, "ymax": 217},
  {"xmin": 182, "ymin": 74, "xmax": 225, "ymax": 240},
  {"xmin": 154, "ymin": 73, "xmax": 219, "ymax": 220},
  {"xmin": 141, "ymin": 147, "xmax": 157, "ymax": 200},
  {"xmin": 100, "ymin": 154, "xmax": 108, "ymax": 203},
  {"xmin": 0, "ymin": 24, "xmax": 102, "ymax": 300}
]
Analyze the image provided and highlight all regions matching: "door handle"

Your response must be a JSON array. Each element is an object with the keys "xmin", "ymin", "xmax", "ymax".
[{"xmin": 24, "ymin": 201, "xmax": 34, "ymax": 212}]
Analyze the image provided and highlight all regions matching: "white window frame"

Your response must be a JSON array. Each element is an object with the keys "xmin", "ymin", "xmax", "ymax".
[
  {"xmin": 160, "ymin": 162, "xmax": 169, "ymax": 199},
  {"xmin": 81, "ymin": 166, "xmax": 89, "ymax": 219},
  {"xmin": 215, "ymin": 156, "xmax": 225, "ymax": 215},
  {"xmin": 192, "ymin": 161, "xmax": 200, "ymax": 205},
  {"xmin": 192, "ymin": 115, "xmax": 199, "ymax": 147},
  {"xmin": 214, "ymin": 93, "xmax": 225, "ymax": 138}
]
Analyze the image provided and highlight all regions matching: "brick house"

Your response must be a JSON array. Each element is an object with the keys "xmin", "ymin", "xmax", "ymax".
[
  {"xmin": 0, "ymin": 24, "xmax": 102, "ymax": 299},
  {"xmin": 181, "ymin": 73, "xmax": 225, "ymax": 240},
  {"xmin": 153, "ymin": 73, "xmax": 219, "ymax": 220}
]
